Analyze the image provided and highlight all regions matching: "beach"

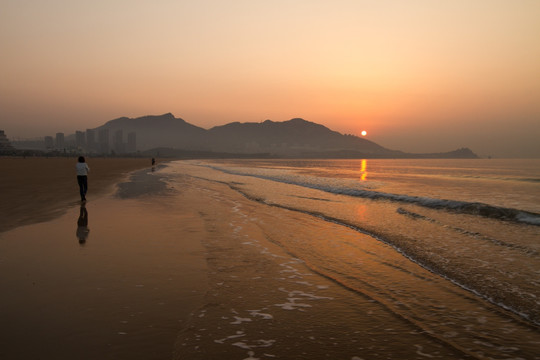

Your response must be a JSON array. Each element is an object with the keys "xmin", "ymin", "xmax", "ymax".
[
  {"xmin": 0, "ymin": 157, "xmax": 157, "ymax": 233},
  {"xmin": 168, "ymin": 159, "xmax": 540, "ymax": 360},
  {"xmin": 0, "ymin": 158, "xmax": 208, "ymax": 360},
  {"xmin": 1, "ymin": 158, "xmax": 539, "ymax": 360}
]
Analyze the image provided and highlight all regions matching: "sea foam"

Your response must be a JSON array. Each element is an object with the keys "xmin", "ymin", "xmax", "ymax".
[{"xmin": 203, "ymin": 164, "xmax": 540, "ymax": 226}]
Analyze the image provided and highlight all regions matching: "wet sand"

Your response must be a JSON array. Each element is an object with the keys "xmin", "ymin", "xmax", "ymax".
[
  {"xmin": 169, "ymin": 162, "xmax": 540, "ymax": 360},
  {"xmin": 0, "ymin": 157, "xmax": 155, "ymax": 233},
  {"xmin": 2, "ymin": 160, "xmax": 539, "ymax": 359},
  {"xmin": 0, "ymin": 162, "xmax": 208, "ymax": 360}
]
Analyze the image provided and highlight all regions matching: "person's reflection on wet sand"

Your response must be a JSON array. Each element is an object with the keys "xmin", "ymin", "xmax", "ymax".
[{"xmin": 76, "ymin": 204, "xmax": 89, "ymax": 245}]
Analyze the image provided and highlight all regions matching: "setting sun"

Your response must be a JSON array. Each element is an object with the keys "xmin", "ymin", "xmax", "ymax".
[{"xmin": 361, "ymin": 130, "xmax": 367, "ymax": 136}]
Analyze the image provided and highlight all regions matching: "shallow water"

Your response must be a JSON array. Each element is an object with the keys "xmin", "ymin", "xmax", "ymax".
[
  {"xmin": 167, "ymin": 159, "xmax": 540, "ymax": 360},
  {"xmin": 2, "ymin": 160, "xmax": 538, "ymax": 359},
  {"xmin": 0, "ymin": 176, "xmax": 208, "ymax": 360}
]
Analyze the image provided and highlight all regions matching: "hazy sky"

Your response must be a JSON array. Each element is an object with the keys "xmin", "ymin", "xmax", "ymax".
[{"xmin": 1, "ymin": 0, "xmax": 539, "ymax": 157}]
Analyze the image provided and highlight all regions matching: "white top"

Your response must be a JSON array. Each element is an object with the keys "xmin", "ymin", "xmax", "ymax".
[{"xmin": 76, "ymin": 162, "xmax": 90, "ymax": 176}]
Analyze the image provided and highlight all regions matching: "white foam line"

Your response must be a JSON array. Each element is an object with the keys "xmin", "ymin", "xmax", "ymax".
[
  {"xmin": 214, "ymin": 331, "xmax": 246, "ymax": 344},
  {"xmin": 232, "ymin": 340, "xmax": 276, "ymax": 350},
  {"xmin": 233, "ymin": 342, "xmax": 253, "ymax": 350},
  {"xmin": 414, "ymin": 344, "xmax": 436, "ymax": 358},
  {"xmin": 248, "ymin": 309, "xmax": 274, "ymax": 320},
  {"xmin": 204, "ymin": 163, "xmax": 540, "ymax": 225},
  {"xmin": 288, "ymin": 290, "xmax": 333, "ymax": 300},
  {"xmin": 243, "ymin": 351, "xmax": 260, "ymax": 360},
  {"xmin": 231, "ymin": 316, "xmax": 252, "ymax": 325},
  {"xmin": 274, "ymin": 300, "xmax": 312, "ymax": 311},
  {"xmin": 260, "ymin": 248, "xmax": 284, "ymax": 259}
]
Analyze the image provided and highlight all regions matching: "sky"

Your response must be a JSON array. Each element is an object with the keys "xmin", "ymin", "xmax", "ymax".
[{"xmin": 1, "ymin": 0, "xmax": 539, "ymax": 157}]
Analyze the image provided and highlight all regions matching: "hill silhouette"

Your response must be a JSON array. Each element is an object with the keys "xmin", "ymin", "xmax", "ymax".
[
  {"xmin": 206, "ymin": 118, "xmax": 388, "ymax": 155},
  {"xmin": 90, "ymin": 113, "xmax": 478, "ymax": 158},
  {"xmin": 95, "ymin": 113, "xmax": 208, "ymax": 150}
]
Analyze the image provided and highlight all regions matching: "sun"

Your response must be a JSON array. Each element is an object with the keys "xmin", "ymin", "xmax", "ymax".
[{"xmin": 361, "ymin": 130, "xmax": 367, "ymax": 136}]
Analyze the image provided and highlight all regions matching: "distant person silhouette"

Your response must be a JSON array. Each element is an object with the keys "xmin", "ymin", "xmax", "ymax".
[
  {"xmin": 76, "ymin": 156, "xmax": 90, "ymax": 202},
  {"xmin": 76, "ymin": 204, "xmax": 89, "ymax": 245},
  {"xmin": 152, "ymin": 157, "xmax": 156, "ymax": 166}
]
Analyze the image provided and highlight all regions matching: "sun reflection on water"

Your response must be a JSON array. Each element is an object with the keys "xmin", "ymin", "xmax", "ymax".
[{"xmin": 360, "ymin": 159, "xmax": 367, "ymax": 181}]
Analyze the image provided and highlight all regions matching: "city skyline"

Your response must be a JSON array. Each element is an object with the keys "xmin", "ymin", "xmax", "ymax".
[{"xmin": 7, "ymin": 127, "xmax": 137, "ymax": 156}]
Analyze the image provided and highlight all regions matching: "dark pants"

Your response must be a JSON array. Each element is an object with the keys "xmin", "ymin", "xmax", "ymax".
[{"xmin": 77, "ymin": 175, "xmax": 88, "ymax": 200}]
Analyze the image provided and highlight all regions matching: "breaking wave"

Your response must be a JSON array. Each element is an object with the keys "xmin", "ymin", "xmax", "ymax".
[{"xmin": 204, "ymin": 164, "xmax": 540, "ymax": 226}]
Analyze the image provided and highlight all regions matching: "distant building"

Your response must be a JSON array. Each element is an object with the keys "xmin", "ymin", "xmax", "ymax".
[
  {"xmin": 113, "ymin": 129, "xmax": 124, "ymax": 154},
  {"xmin": 55, "ymin": 133, "xmax": 65, "ymax": 149},
  {"xmin": 98, "ymin": 128, "xmax": 109, "ymax": 154},
  {"xmin": 75, "ymin": 131, "xmax": 86, "ymax": 150},
  {"xmin": 44, "ymin": 136, "xmax": 54, "ymax": 149},
  {"xmin": 0, "ymin": 130, "xmax": 13, "ymax": 151},
  {"xmin": 127, "ymin": 132, "xmax": 136, "ymax": 153},
  {"xmin": 86, "ymin": 129, "xmax": 96, "ymax": 152}
]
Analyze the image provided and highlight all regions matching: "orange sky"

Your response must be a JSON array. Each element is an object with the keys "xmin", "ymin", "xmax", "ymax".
[{"xmin": 1, "ymin": 0, "xmax": 539, "ymax": 157}]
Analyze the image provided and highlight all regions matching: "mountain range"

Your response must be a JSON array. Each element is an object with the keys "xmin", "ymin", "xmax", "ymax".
[{"xmin": 90, "ymin": 113, "xmax": 478, "ymax": 159}]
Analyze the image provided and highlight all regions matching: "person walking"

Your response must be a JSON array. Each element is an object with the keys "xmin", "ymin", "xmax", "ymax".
[{"xmin": 76, "ymin": 156, "xmax": 90, "ymax": 202}]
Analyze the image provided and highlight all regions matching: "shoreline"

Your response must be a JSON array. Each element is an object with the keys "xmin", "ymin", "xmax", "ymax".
[
  {"xmin": 0, "ymin": 157, "xmax": 160, "ymax": 233},
  {"xmin": 171, "ymin": 160, "xmax": 540, "ymax": 359},
  {"xmin": 0, "ymin": 161, "xmax": 208, "ymax": 360},
  {"xmin": 2, "ymin": 159, "xmax": 539, "ymax": 359}
]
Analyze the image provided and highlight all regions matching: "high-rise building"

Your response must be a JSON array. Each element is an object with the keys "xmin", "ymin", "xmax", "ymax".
[
  {"xmin": 98, "ymin": 128, "xmax": 109, "ymax": 154},
  {"xmin": 55, "ymin": 133, "xmax": 65, "ymax": 149},
  {"xmin": 86, "ymin": 129, "xmax": 96, "ymax": 152},
  {"xmin": 0, "ymin": 130, "xmax": 13, "ymax": 151},
  {"xmin": 113, "ymin": 129, "xmax": 124, "ymax": 154},
  {"xmin": 44, "ymin": 136, "xmax": 54, "ymax": 149},
  {"xmin": 127, "ymin": 132, "xmax": 136, "ymax": 153},
  {"xmin": 75, "ymin": 131, "xmax": 86, "ymax": 150}
]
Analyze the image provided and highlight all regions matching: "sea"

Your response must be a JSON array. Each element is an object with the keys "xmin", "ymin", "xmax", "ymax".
[{"xmin": 167, "ymin": 158, "xmax": 540, "ymax": 360}]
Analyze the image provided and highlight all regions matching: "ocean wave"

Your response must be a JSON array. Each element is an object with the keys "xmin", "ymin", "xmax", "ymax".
[
  {"xmin": 204, "ymin": 164, "xmax": 540, "ymax": 226},
  {"xmin": 396, "ymin": 208, "xmax": 539, "ymax": 255}
]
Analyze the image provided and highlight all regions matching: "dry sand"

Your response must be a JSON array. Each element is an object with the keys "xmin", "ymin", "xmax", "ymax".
[{"xmin": 0, "ymin": 157, "xmax": 156, "ymax": 233}]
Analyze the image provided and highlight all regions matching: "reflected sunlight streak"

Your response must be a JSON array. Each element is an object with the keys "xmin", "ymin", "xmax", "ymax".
[{"xmin": 360, "ymin": 159, "xmax": 367, "ymax": 181}]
